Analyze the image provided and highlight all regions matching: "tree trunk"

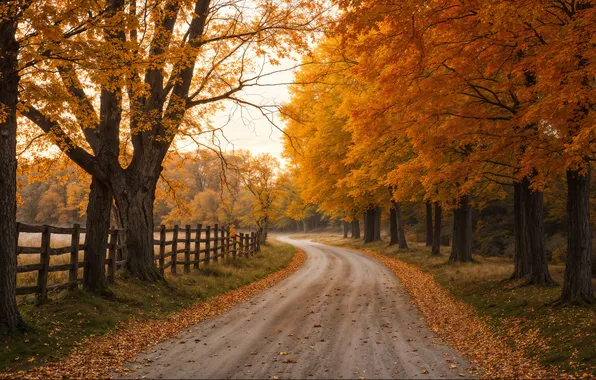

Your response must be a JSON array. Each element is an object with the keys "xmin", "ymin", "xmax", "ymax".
[
  {"xmin": 343, "ymin": 221, "xmax": 349, "ymax": 238},
  {"xmin": 83, "ymin": 178, "xmax": 111, "ymax": 292},
  {"xmin": 113, "ymin": 177, "xmax": 161, "ymax": 282},
  {"xmin": 352, "ymin": 220, "xmax": 360, "ymax": 239},
  {"xmin": 425, "ymin": 201, "xmax": 433, "ymax": 246},
  {"xmin": 449, "ymin": 195, "xmax": 473, "ymax": 262},
  {"xmin": 560, "ymin": 167, "xmax": 594, "ymax": 304},
  {"xmin": 302, "ymin": 219, "xmax": 307, "ymax": 232},
  {"xmin": 0, "ymin": 13, "xmax": 22, "ymax": 333},
  {"xmin": 389, "ymin": 207, "xmax": 398, "ymax": 246},
  {"xmin": 393, "ymin": 201, "xmax": 408, "ymax": 249},
  {"xmin": 431, "ymin": 203, "xmax": 442, "ymax": 255},
  {"xmin": 259, "ymin": 216, "xmax": 269, "ymax": 244},
  {"xmin": 511, "ymin": 181, "xmax": 532, "ymax": 279},
  {"xmin": 374, "ymin": 207, "xmax": 382, "ymax": 241},
  {"xmin": 364, "ymin": 208, "xmax": 376, "ymax": 243},
  {"xmin": 523, "ymin": 178, "xmax": 555, "ymax": 286}
]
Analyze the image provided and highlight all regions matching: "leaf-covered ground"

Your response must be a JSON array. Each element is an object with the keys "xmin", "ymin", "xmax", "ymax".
[
  {"xmin": 1, "ymin": 242, "xmax": 305, "ymax": 379},
  {"xmin": 311, "ymin": 234, "xmax": 596, "ymax": 379}
]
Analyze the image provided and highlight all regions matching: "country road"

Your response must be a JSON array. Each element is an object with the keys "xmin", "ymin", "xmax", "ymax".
[{"xmin": 116, "ymin": 237, "xmax": 473, "ymax": 379}]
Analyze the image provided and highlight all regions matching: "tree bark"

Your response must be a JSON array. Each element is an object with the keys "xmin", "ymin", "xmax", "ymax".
[
  {"xmin": 560, "ymin": 166, "xmax": 594, "ymax": 304},
  {"xmin": 425, "ymin": 201, "xmax": 433, "ymax": 246},
  {"xmin": 0, "ymin": 11, "xmax": 22, "ymax": 333},
  {"xmin": 393, "ymin": 201, "xmax": 408, "ymax": 249},
  {"xmin": 83, "ymin": 178, "xmax": 111, "ymax": 292},
  {"xmin": 511, "ymin": 181, "xmax": 531, "ymax": 279},
  {"xmin": 343, "ymin": 221, "xmax": 349, "ymax": 238},
  {"xmin": 374, "ymin": 207, "xmax": 382, "ymax": 241},
  {"xmin": 364, "ymin": 208, "xmax": 376, "ymax": 243},
  {"xmin": 351, "ymin": 220, "xmax": 360, "ymax": 239},
  {"xmin": 389, "ymin": 207, "xmax": 398, "ymax": 246},
  {"xmin": 523, "ymin": 178, "xmax": 555, "ymax": 286},
  {"xmin": 113, "ymin": 174, "xmax": 161, "ymax": 282},
  {"xmin": 431, "ymin": 203, "xmax": 442, "ymax": 255},
  {"xmin": 449, "ymin": 195, "xmax": 473, "ymax": 262}
]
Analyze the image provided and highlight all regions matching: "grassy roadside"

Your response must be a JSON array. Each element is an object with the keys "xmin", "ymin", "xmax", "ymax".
[
  {"xmin": 304, "ymin": 233, "xmax": 596, "ymax": 376},
  {"xmin": 1, "ymin": 241, "xmax": 296, "ymax": 373}
]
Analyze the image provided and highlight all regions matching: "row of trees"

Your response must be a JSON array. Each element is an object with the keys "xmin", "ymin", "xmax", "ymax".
[
  {"xmin": 283, "ymin": 0, "xmax": 595, "ymax": 305},
  {"xmin": 0, "ymin": 0, "xmax": 328, "ymax": 333}
]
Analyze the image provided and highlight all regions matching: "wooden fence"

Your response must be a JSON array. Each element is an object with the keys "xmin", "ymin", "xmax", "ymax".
[{"xmin": 16, "ymin": 222, "xmax": 260, "ymax": 299}]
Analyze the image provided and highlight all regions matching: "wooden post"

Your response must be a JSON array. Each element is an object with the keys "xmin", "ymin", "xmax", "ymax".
[
  {"xmin": 159, "ymin": 225, "xmax": 166, "ymax": 275},
  {"xmin": 184, "ymin": 224, "xmax": 191, "ymax": 273},
  {"xmin": 194, "ymin": 224, "xmax": 201, "ymax": 269},
  {"xmin": 232, "ymin": 233, "xmax": 237, "ymax": 258},
  {"xmin": 239, "ymin": 232, "xmax": 245, "ymax": 258},
  {"xmin": 213, "ymin": 224, "xmax": 219, "ymax": 263},
  {"xmin": 226, "ymin": 228, "xmax": 231, "ymax": 258},
  {"xmin": 245, "ymin": 233, "xmax": 250, "ymax": 258},
  {"xmin": 251, "ymin": 232, "xmax": 256, "ymax": 255},
  {"xmin": 69, "ymin": 223, "xmax": 80, "ymax": 289},
  {"xmin": 171, "ymin": 225, "xmax": 179, "ymax": 274},
  {"xmin": 38, "ymin": 225, "xmax": 51, "ymax": 300},
  {"xmin": 108, "ymin": 228, "xmax": 118, "ymax": 283},
  {"xmin": 205, "ymin": 225, "xmax": 211, "ymax": 265}
]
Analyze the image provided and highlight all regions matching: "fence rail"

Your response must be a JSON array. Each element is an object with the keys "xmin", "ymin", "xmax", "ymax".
[{"xmin": 16, "ymin": 222, "xmax": 261, "ymax": 299}]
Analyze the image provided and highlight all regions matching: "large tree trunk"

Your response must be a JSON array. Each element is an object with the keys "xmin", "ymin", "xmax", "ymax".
[
  {"xmin": 343, "ymin": 221, "xmax": 349, "ymax": 238},
  {"xmin": 374, "ymin": 207, "xmax": 382, "ymax": 241},
  {"xmin": 259, "ymin": 216, "xmax": 269, "ymax": 244},
  {"xmin": 364, "ymin": 208, "xmax": 376, "ymax": 243},
  {"xmin": 389, "ymin": 207, "xmax": 398, "ymax": 246},
  {"xmin": 351, "ymin": 220, "xmax": 360, "ymax": 239},
  {"xmin": 560, "ymin": 167, "xmax": 594, "ymax": 304},
  {"xmin": 511, "ymin": 181, "xmax": 531, "ymax": 279},
  {"xmin": 113, "ymin": 175, "xmax": 161, "ymax": 282},
  {"xmin": 0, "ymin": 13, "xmax": 22, "ymax": 333},
  {"xmin": 83, "ymin": 178, "xmax": 112, "ymax": 292},
  {"xmin": 391, "ymin": 201, "xmax": 408, "ymax": 249},
  {"xmin": 431, "ymin": 203, "xmax": 442, "ymax": 255},
  {"xmin": 449, "ymin": 195, "xmax": 473, "ymax": 262},
  {"xmin": 425, "ymin": 201, "xmax": 433, "ymax": 246},
  {"xmin": 523, "ymin": 178, "xmax": 555, "ymax": 286}
]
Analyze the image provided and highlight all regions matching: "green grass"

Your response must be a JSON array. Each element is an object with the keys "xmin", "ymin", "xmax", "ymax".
[
  {"xmin": 1, "ymin": 240, "xmax": 296, "ymax": 372},
  {"xmin": 308, "ymin": 233, "xmax": 596, "ymax": 376}
]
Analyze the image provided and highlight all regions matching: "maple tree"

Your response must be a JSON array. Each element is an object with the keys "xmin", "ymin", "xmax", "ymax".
[
  {"xmin": 16, "ymin": 0, "xmax": 327, "ymax": 283},
  {"xmin": 282, "ymin": 0, "xmax": 594, "ymax": 303}
]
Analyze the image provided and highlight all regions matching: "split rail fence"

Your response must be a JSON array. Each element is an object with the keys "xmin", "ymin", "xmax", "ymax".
[{"xmin": 16, "ymin": 223, "xmax": 260, "ymax": 299}]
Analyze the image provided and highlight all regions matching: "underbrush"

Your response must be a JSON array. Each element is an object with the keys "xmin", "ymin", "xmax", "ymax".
[{"xmin": 1, "ymin": 241, "xmax": 296, "ymax": 372}]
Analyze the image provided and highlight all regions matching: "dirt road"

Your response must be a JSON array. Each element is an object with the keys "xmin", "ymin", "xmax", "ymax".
[{"xmin": 117, "ymin": 237, "xmax": 473, "ymax": 379}]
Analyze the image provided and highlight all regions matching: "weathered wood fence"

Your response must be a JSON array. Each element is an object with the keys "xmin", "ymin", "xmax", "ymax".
[{"xmin": 16, "ymin": 222, "xmax": 260, "ymax": 299}]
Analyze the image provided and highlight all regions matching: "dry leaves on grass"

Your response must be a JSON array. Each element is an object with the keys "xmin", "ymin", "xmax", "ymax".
[
  {"xmin": 1, "ymin": 249, "xmax": 306, "ymax": 380},
  {"xmin": 362, "ymin": 249, "xmax": 560, "ymax": 379}
]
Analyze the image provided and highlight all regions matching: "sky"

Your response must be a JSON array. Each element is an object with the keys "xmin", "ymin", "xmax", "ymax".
[{"xmin": 210, "ymin": 57, "xmax": 298, "ymax": 163}]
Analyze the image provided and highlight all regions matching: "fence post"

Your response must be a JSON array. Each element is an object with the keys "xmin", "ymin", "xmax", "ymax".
[
  {"xmin": 251, "ymin": 232, "xmax": 256, "ymax": 255},
  {"xmin": 159, "ymin": 225, "xmax": 166, "ymax": 275},
  {"xmin": 108, "ymin": 228, "xmax": 118, "ymax": 283},
  {"xmin": 194, "ymin": 224, "xmax": 201, "ymax": 270},
  {"xmin": 184, "ymin": 224, "xmax": 191, "ymax": 273},
  {"xmin": 69, "ymin": 223, "xmax": 80, "ymax": 289},
  {"xmin": 205, "ymin": 225, "xmax": 211, "ymax": 265},
  {"xmin": 245, "ymin": 233, "xmax": 250, "ymax": 258},
  {"xmin": 38, "ymin": 225, "xmax": 51, "ymax": 300},
  {"xmin": 239, "ymin": 232, "xmax": 245, "ymax": 258},
  {"xmin": 232, "ymin": 233, "xmax": 237, "ymax": 258},
  {"xmin": 213, "ymin": 224, "xmax": 219, "ymax": 263},
  {"xmin": 171, "ymin": 225, "xmax": 179, "ymax": 274},
  {"xmin": 226, "ymin": 228, "xmax": 231, "ymax": 258}
]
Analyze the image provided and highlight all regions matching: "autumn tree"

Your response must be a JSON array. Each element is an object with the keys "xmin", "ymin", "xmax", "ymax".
[
  {"xmin": 19, "ymin": 0, "xmax": 327, "ymax": 282},
  {"xmin": 0, "ymin": 0, "xmax": 23, "ymax": 333}
]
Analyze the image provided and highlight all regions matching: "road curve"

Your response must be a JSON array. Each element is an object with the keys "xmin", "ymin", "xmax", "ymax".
[{"xmin": 116, "ymin": 237, "xmax": 472, "ymax": 379}]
